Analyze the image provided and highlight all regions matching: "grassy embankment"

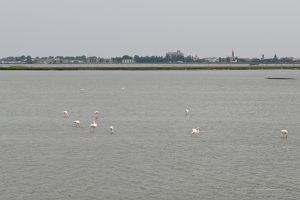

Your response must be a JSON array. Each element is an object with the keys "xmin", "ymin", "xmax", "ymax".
[{"xmin": 1, "ymin": 65, "xmax": 300, "ymax": 70}]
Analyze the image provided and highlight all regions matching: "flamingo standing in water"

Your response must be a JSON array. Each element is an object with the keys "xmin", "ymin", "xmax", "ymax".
[
  {"xmin": 109, "ymin": 125, "xmax": 114, "ymax": 134},
  {"xmin": 191, "ymin": 127, "xmax": 200, "ymax": 136},
  {"xmin": 63, "ymin": 111, "xmax": 69, "ymax": 118},
  {"xmin": 94, "ymin": 111, "xmax": 100, "ymax": 120},
  {"xmin": 73, "ymin": 120, "xmax": 80, "ymax": 128},
  {"xmin": 280, "ymin": 130, "xmax": 288, "ymax": 138},
  {"xmin": 90, "ymin": 121, "xmax": 97, "ymax": 132},
  {"xmin": 185, "ymin": 109, "xmax": 190, "ymax": 115}
]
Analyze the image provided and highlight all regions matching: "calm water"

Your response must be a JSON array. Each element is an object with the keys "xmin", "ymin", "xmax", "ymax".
[{"xmin": 0, "ymin": 70, "xmax": 300, "ymax": 200}]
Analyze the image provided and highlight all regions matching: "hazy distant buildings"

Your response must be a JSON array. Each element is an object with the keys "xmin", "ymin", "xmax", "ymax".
[
  {"xmin": 292, "ymin": 57, "xmax": 300, "ymax": 62},
  {"xmin": 122, "ymin": 58, "xmax": 134, "ymax": 64},
  {"xmin": 1, "ymin": 51, "xmax": 300, "ymax": 65},
  {"xmin": 166, "ymin": 50, "xmax": 184, "ymax": 59},
  {"xmin": 230, "ymin": 50, "xmax": 237, "ymax": 62},
  {"xmin": 86, "ymin": 56, "xmax": 97, "ymax": 63},
  {"xmin": 203, "ymin": 57, "xmax": 218, "ymax": 63}
]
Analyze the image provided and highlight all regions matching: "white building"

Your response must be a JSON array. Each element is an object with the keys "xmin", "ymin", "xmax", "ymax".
[{"xmin": 122, "ymin": 59, "xmax": 134, "ymax": 64}]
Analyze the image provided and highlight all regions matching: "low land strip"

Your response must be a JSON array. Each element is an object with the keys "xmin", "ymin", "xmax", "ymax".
[{"xmin": 1, "ymin": 65, "xmax": 300, "ymax": 70}]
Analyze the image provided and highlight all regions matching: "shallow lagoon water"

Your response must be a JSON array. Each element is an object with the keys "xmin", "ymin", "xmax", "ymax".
[{"xmin": 0, "ymin": 70, "xmax": 300, "ymax": 199}]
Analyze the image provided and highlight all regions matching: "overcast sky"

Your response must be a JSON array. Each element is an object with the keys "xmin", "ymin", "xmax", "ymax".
[{"xmin": 0, "ymin": 0, "xmax": 299, "ymax": 58}]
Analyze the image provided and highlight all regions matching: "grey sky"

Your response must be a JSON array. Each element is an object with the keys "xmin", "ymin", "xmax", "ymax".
[{"xmin": 0, "ymin": 0, "xmax": 299, "ymax": 58}]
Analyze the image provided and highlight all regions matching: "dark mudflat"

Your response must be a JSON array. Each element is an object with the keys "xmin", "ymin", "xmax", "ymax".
[{"xmin": 266, "ymin": 77, "xmax": 297, "ymax": 80}]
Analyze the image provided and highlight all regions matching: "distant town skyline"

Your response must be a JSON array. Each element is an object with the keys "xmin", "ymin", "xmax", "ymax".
[
  {"xmin": 1, "ymin": 49, "xmax": 299, "ymax": 60},
  {"xmin": 1, "ymin": 49, "xmax": 298, "ymax": 59},
  {"xmin": 1, "ymin": 50, "xmax": 299, "ymax": 65},
  {"xmin": 1, "ymin": 0, "xmax": 300, "ymax": 58}
]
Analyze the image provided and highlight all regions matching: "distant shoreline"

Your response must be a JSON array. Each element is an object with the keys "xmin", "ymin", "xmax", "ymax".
[{"xmin": 1, "ymin": 65, "xmax": 300, "ymax": 70}]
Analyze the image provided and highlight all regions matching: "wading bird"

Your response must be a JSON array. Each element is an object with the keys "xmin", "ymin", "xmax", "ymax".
[
  {"xmin": 191, "ymin": 127, "xmax": 200, "ymax": 136},
  {"xmin": 109, "ymin": 125, "xmax": 114, "ymax": 134},
  {"xmin": 94, "ymin": 111, "xmax": 100, "ymax": 120},
  {"xmin": 90, "ymin": 121, "xmax": 97, "ymax": 132},
  {"xmin": 63, "ymin": 111, "xmax": 69, "ymax": 118},
  {"xmin": 185, "ymin": 109, "xmax": 190, "ymax": 115},
  {"xmin": 280, "ymin": 130, "xmax": 288, "ymax": 138},
  {"xmin": 73, "ymin": 120, "xmax": 80, "ymax": 128}
]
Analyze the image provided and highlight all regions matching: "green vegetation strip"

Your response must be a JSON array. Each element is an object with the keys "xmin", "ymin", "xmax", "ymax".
[{"xmin": 1, "ymin": 65, "xmax": 300, "ymax": 70}]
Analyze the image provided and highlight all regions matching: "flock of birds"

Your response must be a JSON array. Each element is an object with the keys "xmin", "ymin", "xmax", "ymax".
[
  {"xmin": 63, "ymin": 110, "xmax": 114, "ymax": 134},
  {"xmin": 63, "ymin": 109, "xmax": 288, "ymax": 138}
]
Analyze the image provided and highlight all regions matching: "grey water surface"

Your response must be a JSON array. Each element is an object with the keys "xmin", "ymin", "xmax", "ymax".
[{"xmin": 0, "ymin": 70, "xmax": 299, "ymax": 200}]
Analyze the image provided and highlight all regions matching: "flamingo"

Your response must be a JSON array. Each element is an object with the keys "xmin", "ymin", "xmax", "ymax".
[
  {"xmin": 94, "ymin": 111, "xmax": 100, "ymax": 120},
  {"xmin": 280, "ymin": 130, "xmax": 288, "ymax": 138},
  {"xmin": 73, "ymin": 120, "xmax": 80, "ymax": 128},
  {"xmin": 90, "ymin": 121, "xmax": 97, "ymax": 132},
  {"xmin": 185, "ymin": 109, "xmax": 190, "ymax": 115},
  {"xmin": 109, "ymin": 125, "xmax": 114, "ymax": 134},
  {"xmin": 63, "ymin": 111, "xmax": 69, "ymax": 118},
  {"xmin": 191, "ymin": 127, "xmax": 200, "ymax": 136}
]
